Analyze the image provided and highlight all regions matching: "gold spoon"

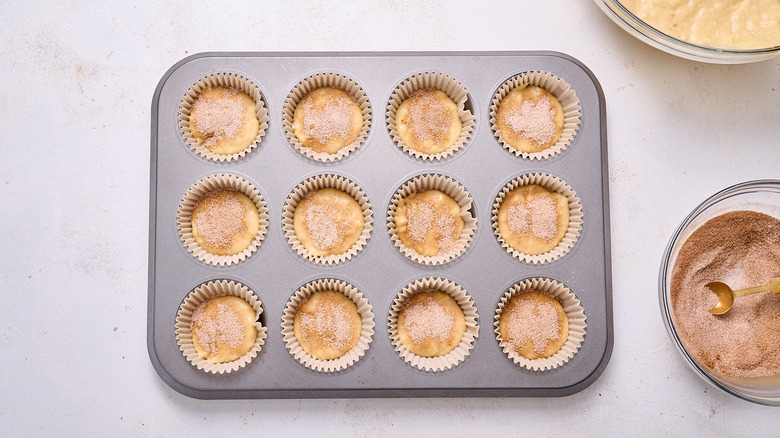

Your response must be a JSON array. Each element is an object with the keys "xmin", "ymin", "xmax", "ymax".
[{"xmin": 706, "ymin": 277, "xmax": 780, "ymax": 315}]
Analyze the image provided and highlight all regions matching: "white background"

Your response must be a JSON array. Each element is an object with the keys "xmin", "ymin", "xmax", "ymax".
[{"xmin": 1, "ymin": 0, "xmax": 779, "ymax": 435}]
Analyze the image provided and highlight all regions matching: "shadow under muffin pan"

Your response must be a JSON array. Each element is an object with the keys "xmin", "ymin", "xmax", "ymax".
[{"xmin": 148, "ymin": 52, "xmax": 613, "ymax": 399}]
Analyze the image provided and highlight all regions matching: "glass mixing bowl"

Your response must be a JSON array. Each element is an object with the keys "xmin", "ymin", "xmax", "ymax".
[
  {"xmin": 659, "ymin": 180, "xmax": 780, "ymax": 405},
  {"xmin": 594, "ymin": 0, "xmax": 780, "ymax": 64}
]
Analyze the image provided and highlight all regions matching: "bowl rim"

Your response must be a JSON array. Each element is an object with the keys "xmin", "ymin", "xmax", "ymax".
[
  {"xmin": 597, "ymin": 0, "xmax": 780, "ymax": 60},
  {"xmin": 658, "ymin": 179, "xmax": 780, "ymax": 406}
]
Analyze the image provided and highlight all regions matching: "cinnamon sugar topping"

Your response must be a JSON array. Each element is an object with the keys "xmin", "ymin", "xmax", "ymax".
[
  {"xmin": 191, "ymin": 88, "xmax": 248, "ymax": 148},
  {"xmin": 303, "ymin": 194, "xmax": 350, "ymax": 250},
  {"xmin": 404, "ymin": 89, "xmax": 453, "ymax": 144},
  {"xmin": 401, "ymin": 291, "xmax": 455, "ymax": 344},
  {"xmin": 192, "ymin": 302, "xmax": 246, "ymax": 355},
  {"xmin": 406, "ymin": 197, "xmax": 459, "ymax": 255},
  {"xmin": 193, "ymin": 189, "xmax": 248, "ymax": 248},
  {"xmin": 299, "ymin": 92, "xmax": 357, "ymax": 144},
  {"xmin": 505, "ymin": 295, "xmax": 561, "ymax": 355},
  {"xmin": 507, "ymin": 196, "xmax": 558, "ymax": 240},
  {"xmin": 504, "ymin": 95, "xmax": 556, "ymax": 145},
  {"xmin": 671, "ymin": 210, "xmax": 780, "ymax": 378},
  {"xmin": 299, "ymin": 299, "xmax": 356, "ymax": 350}
]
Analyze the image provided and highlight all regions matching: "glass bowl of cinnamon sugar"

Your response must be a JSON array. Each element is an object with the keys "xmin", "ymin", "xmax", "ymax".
[{"xmin": 660, "ymin": 180, "xmax": 780, "ymax": 405}]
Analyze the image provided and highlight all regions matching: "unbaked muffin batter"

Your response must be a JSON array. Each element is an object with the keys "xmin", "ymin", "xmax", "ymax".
[
  {"xmin": 294, "ymin": 291, "xmax": 362, "ymax": 360},
  {"xmin": 395, "ymin": 89, "xmax": 462, "ymax": 155},
  {"xmin": 395, "ymin": 189, "xmax": 464, "ymax": 257},
  {"xmin": 620, "ymin": 0, "xmax": 780, "ymax": 49},
  {"xmin": 497, "ymin": 184, "xmax": 569, "ymax": 255},
  {"xmin": 191, "ymin": 296, "xmax": 258, "ymax": 364},
  {"xmin": 293, "ymin": 188, "xmax": 365, "ymax": 257},
  {"xmin": 191, "ymin": 189, "xmax": 260, "ymax": 256},
  {"xmin": 397, "ymin": 290, "xmax": 466, "ymax": 358},
  {"xmin": 496, "ymin": 85, "xmax": 564, "ymax": 154},
  {"xmin": 293, "ymin": 87, "xmax": 363, "ymax": 154},
  {"xmin": 189, "ymin": 87, "xmax": 260, "ymax": 155},
  {"xmin": 498, "ymin": 290, "xmax": 569, "ymax": 360}
]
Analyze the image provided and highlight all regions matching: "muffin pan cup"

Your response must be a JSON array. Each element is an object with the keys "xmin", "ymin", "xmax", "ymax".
[
  {"xmin": 490, "ymin": 71, "xmax": 581, "ymax": 160},
  {"xmin": 149, "ymin": 52, "xmax": 613, "ymax": 399},
  {"xmin": 494, "ymin": 277, "xmax": 586, "ymax": 371},
  {"xmin": 175, "ymin": 279, "xmax": 268, "ymax": 374},
  {"xmin": 282, "ymin": 72, "xmax": 372, "ymax": 162},
  {"xmin": 388, "ymin": 277, "xmax": 479, "ymax": 372},
  {"xmin": 178, "ymin": 72, "xmax": 270, "ymax": 162},
  {"xmin": 281, "ymin": 278, "xmax": 375, "ymax": 372},
  {"xmin": 387, "ymin": 173, "xmax": 477, "ymax": 265}
]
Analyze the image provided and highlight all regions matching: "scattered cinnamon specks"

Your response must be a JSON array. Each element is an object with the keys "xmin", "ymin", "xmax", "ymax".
[
  {"xmin": 192, "ymin": 302, "xmax": 246, "ymax": 355},
  {"xmin": 504, "ymin": 95, "xmax": 556, "ymax": 145},
  {"xmin": 507, "ymin": 196, "xmax": 558, "ymax": 240},
  {"xmin": 191, "ymin": 88, "xmax": 248, "ymax": 148},
  {"xmin": 403, "ymin": 89, "xmax": 452, "ymax": 144},
  {"xmin": 193, "ymin": 189, "xmax": 248, "ymax": 248}
]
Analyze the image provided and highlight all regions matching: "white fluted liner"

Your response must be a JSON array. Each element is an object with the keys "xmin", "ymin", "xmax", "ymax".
[
  {"xmin": 494, "ymin": 277, "xmax": 586, "ymax": 371},
  {"xmin": 490, "ymin": 71, "xmax": 581, "ymax": 160},
  {"xmin": 281, "ymin": 279, "xmax": 375, "ymax": 372},
  {"xmin": 177, "ymin": 174, "xmax": 269, "ymax": 266},
  {"xmin": 492, "ymin": 173, "xmax": 582, "ymax": 264},
  {"xmin": 178, "ymin": 72, "xmax": 269, "ymax": 162},
  {"xmin": 175, "ymin": 279, "xmax": 267, "ymax": 374},
  {"xmin": 388, "ymin": 277, "xmax": 479, "ymax": 372}
]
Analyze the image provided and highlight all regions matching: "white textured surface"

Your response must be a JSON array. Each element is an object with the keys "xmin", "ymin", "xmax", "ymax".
[{"xmin": 1, "ymin": 0, "xmax": 779, "ymax": 435}]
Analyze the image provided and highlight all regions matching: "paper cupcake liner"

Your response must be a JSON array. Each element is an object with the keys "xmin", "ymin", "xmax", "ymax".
[
  {"xmin": 281, "ymin": 278, "xmax": 375, "ymax": 372},
  {"xmin": 282, "ymin": 72, "xmax": 372, "ymax": 162},
  {"xmin": 386, "ymin": 72, "xmax": 475, "ymax": 161},
  {"xmin": 175, "ymin": 279, "xmax": 267, "ymax": 374},
  {"xmin": 490, "ymin": 71, "xmax": 581, "ymax": 160},
  {"xmin": 492, "ymin": 173, "xmax": 582, "ymax": 264},
  {"xmin": 178, "ymin": 72, "xmax": 270, "ymax": 162},
  {"xmin": 388, "ymin": 277, "xmax": 479, "ymax": 372},
  {"xmin": 494, "ymin": 277, "xmax": 586, "ymax": 371},
  {"xmin": 282, "ymin": 174, "xmax": 373, "ymax": 265},
  {"xmin": 387, "ymin": 174, "xmax": 477, "ymax": 265},
  {"xmin": 177, "ymin": 174, "xmax": 269, "ymax": 266}
]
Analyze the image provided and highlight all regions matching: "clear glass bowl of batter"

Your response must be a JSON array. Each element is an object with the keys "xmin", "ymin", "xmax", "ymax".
[
  {"xmin": 659, "ymin": 180, "xmax": 780, "ymax": 405},
  {"xmin": 595, "ymin": 0, "xmax": 780, "ymax": 63}
]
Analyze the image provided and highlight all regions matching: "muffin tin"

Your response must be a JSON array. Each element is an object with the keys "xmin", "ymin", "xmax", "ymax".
[{"xmin": 147, "ymin": 51, "xmax": 613, "ymax": 398}]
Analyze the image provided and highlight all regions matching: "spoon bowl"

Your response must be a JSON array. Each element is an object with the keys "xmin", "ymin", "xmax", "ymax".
[
  {"xmin": 705, "ymin": 282, "xmax": 734, "ymax": 315},
  {"xmin": 707, "ymin": 277, "xmax": 780, "ymax": 315}
]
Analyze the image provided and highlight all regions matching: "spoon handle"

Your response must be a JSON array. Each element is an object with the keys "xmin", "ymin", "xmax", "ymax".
[{"xmin": 733, "ymin": 277, "xmax": 780, "ymax": 298}]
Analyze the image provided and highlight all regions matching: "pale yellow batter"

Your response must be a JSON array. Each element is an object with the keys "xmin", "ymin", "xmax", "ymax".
[
  {"xmin": 620, "ymin": 0, "xmax": 780, "ymax": 49},
  {"xmin": 496, "ymin": 85, "xmax": 564, "ymax": 154},
  {"xmin": 191, "ymin": 296, "xmax": 258, "ymax": 364},
  {"xmin": 497, "ymin": 185, "xmax": 569, "ymax": 256},
  {"xmin": 189, "ymin": 87, "xmax": 260, "ymax": 155},
  {"xmin": 499, "ymin": 291, "xmax": 568, "ymax": 360},
  {"xmin": 294, "ymin": 291, "xmax": 362, "ymax": 360},
  {"xmin": 397, "ymin": 290, "xmax": 466, "ymax": 358},
  {"xmin": 191, "ymin": 189, "xmax": 260, "ymax": 256},
  {"xmin": 293, "ymin": 188, "xmax": 364, "ymax": 257},
  {"xmin": 395, "ymin": 189, "xmax": 464, "ymax": 257},
  {"xmin": 396, "ymin": 89, "xmax": 462, "ymax": 155},
  {"xmin": 292, "ymin": 87, "xmax": 363, "ymax": 154}
]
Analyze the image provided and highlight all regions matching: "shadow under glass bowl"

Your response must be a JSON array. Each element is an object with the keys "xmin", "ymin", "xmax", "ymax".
[
  {"xmin": 659, "ymin": 180, "xmax": 780, "ymax": 405},
  {"xmin": 594, "ymin": 0, "xmax": 780, "ymax": 64}
]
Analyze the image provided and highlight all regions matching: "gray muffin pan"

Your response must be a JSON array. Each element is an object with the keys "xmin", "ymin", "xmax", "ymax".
[{"xmin": 148, "ymin": 51, "xmax": 613, "ymax": 399}]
